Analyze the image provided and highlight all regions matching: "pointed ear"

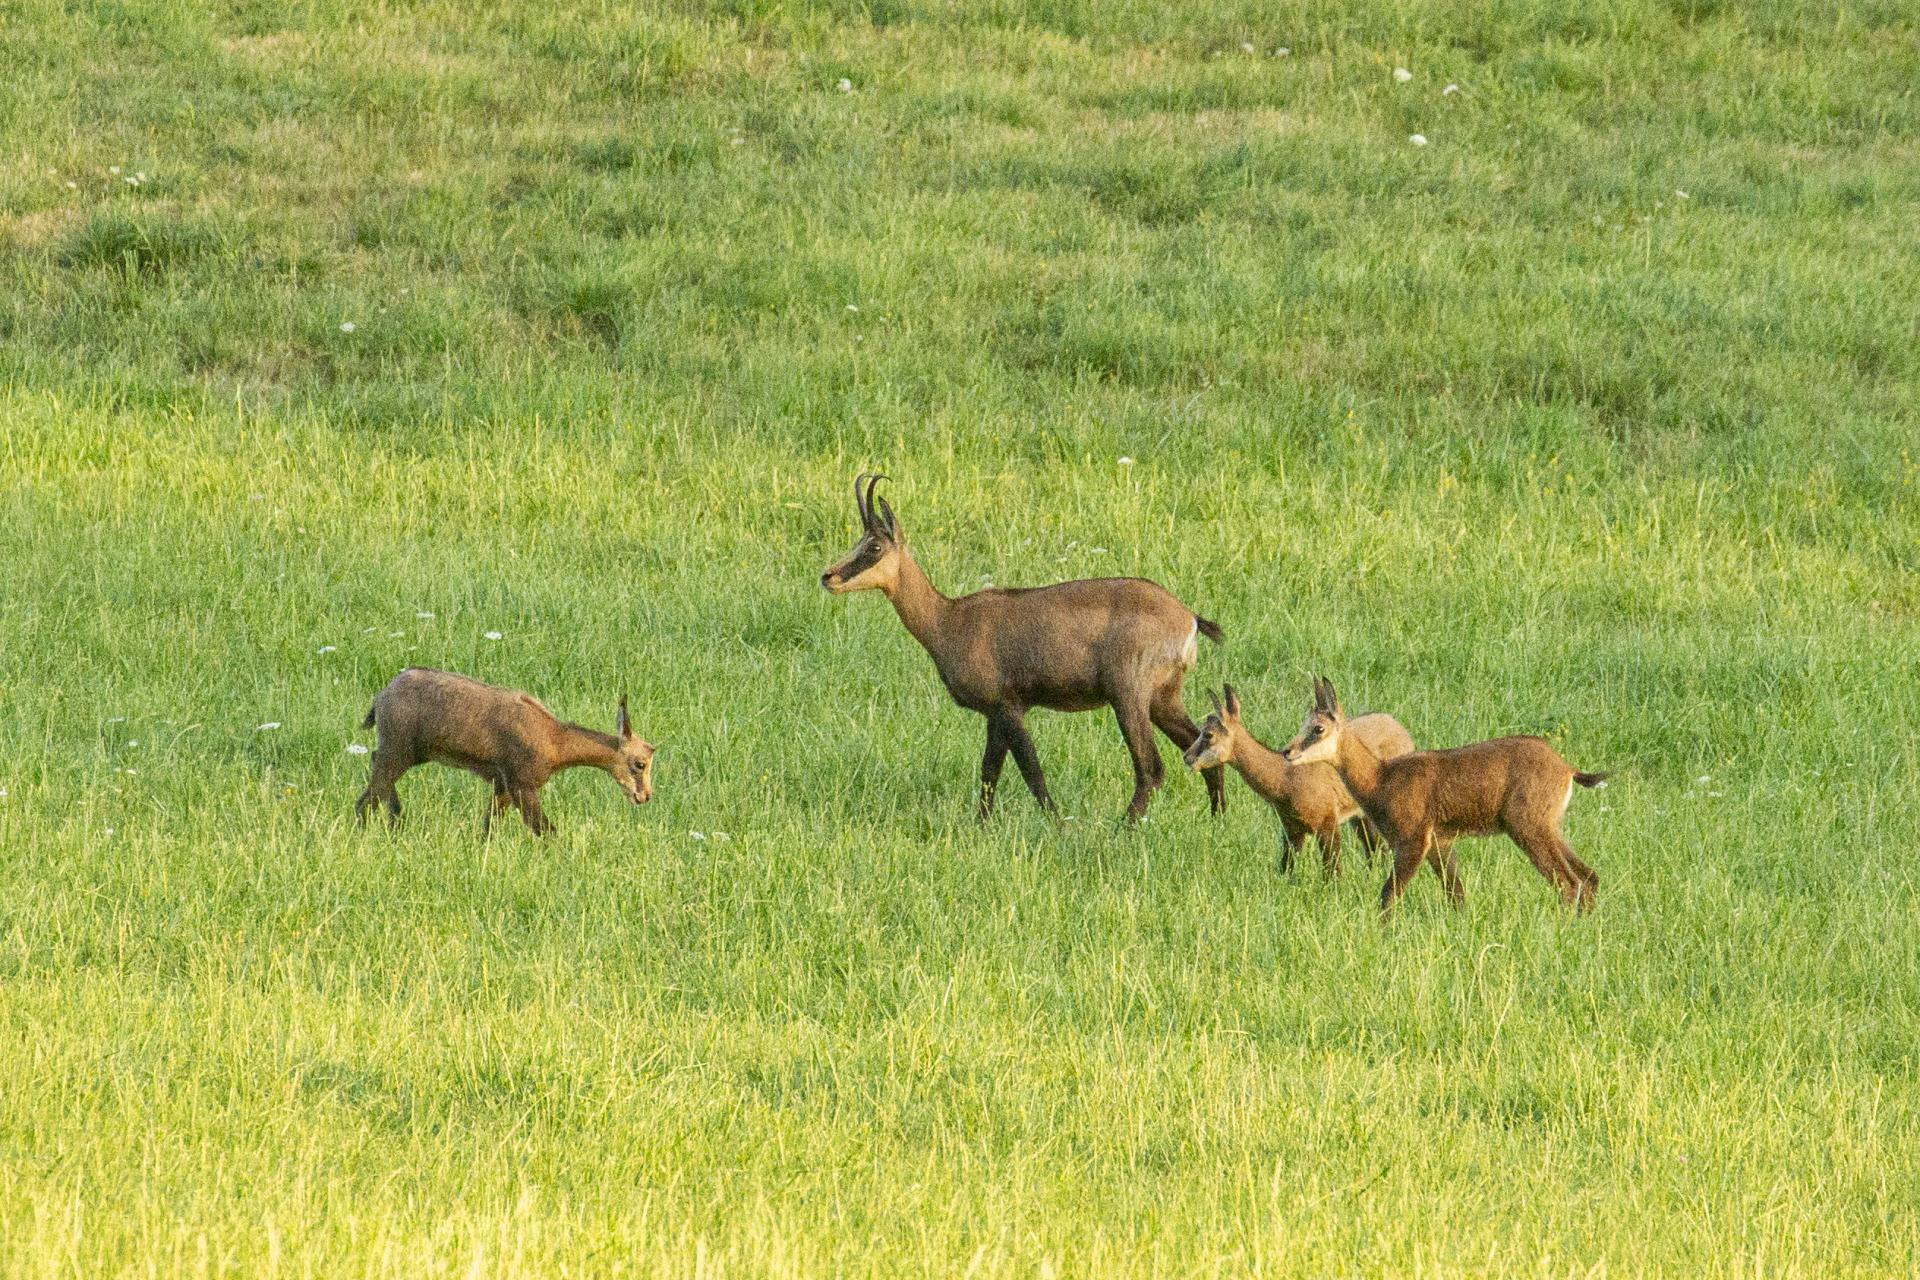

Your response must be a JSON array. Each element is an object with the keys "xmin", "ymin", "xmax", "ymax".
[
  {"xmin": 617, "ymin": 694, "xmax": 632, "ymax": 740},
  {"xmin": 1208, "ymin": 688, "xmax": 1223, "ymax": 717},
  {"xmin": 1223, "ymin": 683, "xmax": 1241, "ymax": 718},
  {"xmin": 876, "ymin": 495, "xmax": 898, "ymax": 539},
  {"xmin": 1312, "ymin": 676, "xmax": 1333, "ymax": 713}
]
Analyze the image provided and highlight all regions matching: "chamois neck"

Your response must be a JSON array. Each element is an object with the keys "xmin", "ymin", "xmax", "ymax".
[
  {"xmin": 1332, "ymin": 730, "xmax": 1385, "ymax": 801},
  {"xmin": 551, "ymin": 724, "xmax": 622, "ymax": 771},
  {"xmin": 882, "ymin": 548, "xmax": 953, "ymax": 652},
  {"xmin": 1228, "ymin": 729, "xmax": 1293, "ymax": 789}
]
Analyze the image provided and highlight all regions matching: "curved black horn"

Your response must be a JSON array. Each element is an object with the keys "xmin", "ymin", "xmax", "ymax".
[
  {"xmin": 865, "ymin": 473, "xmax": 891, "ymax": 532},
  {"xmin": 853, "ymin": 472, "xmax": 873, "ymax": 528}
]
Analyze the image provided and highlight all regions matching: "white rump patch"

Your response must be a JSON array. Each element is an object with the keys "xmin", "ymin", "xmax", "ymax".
[{"xmin": 1180, "ymin": 619, "xmax": 1199, "ymax": 668}]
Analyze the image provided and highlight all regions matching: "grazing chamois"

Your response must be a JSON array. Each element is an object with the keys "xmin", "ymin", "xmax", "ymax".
[
  {"xmin": 821, "ymin": 474, "xmax": 1226, "ymax": 822},
  {"xmin": 355, "ymin": 668, "xmax": 654, "ymax": 835},
  {"xmin": 1182, "ymin": 683, "xmax": 1414, "ymax": 875},
  {"xmin": 1283, "ymin": 677, "xmax": 1605, "ymax": 915}
]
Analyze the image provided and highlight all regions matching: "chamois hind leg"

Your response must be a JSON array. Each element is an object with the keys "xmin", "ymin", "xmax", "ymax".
[
  {"xmin": 1429, "ymin": 838, "xmax": 1466, "ymax": 906},
  {"xmin": 1379, "ymin": 828, "xmax": 1432, "ymax": 918},
  {"xmin": 1113, "ymin": 693, "xmax": 1165, "ymax": 824},
  {"xmin": 977, "ymin": 716, "xmax": 1011, "ymax": 822},
  {"xmin": 1149, "ymin": 683, "xmax": 1225, "ymax": 816},
  {"xmin": 1550, "ymin": 834, "xmax": 1599, "ymax": 912},
  {"xmin": 355, "ymin": 749, "xmax": 410, "ymax": 828},
  {"xmin": 998, "ymin": 710, "xmax": 1057, "ymax": 816},
  {"xmin": 1506, "ymin": 820, "xmax": 1585, "ymax": 908}
]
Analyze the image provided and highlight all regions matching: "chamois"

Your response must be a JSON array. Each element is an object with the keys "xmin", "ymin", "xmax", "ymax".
[
  {"xmin": 821, "ymin": 474, "xmax": 1226, "ymax": 822},
  {"xmin": 1283, "ymin": 677, "xmax": 1605, "ymax": 915},
  {"xmin": 355, "ymin": 668, "xmax": 654, "ymax": 835},
  {"xmin": 1183, "ymin": 683, "xmax": 1414, "ymax": 875}
]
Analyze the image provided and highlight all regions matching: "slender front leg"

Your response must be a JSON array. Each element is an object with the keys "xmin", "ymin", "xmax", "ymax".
[
  {"xmin": 1317, "ymin": 821, "xmax": 1343, "ymax": 877},
  {"xmin": 1429, "ymin": 838, "xmax": 1465, "ymax": 905},
  {"xmin": 999, "ymin": 710, "xmax": 1057, "ymax": 815},
  {"xmin": 1379, "ymin": 829, "xmax": 1432, "ymax": 918},
  {"xmin": 483, "ymin": 782, "xmax": 510, "ymax": 837},
  {"xmin": 978, "ymin": 717, "xmax": 1011, "ymax": 821},
  {"xmin": 515, "ymin": 788, "xmax": 553, "ymax": 836},
  {"xmin": 1278, "ymin": 818, "xmax": 1308, "ymax": 874}
]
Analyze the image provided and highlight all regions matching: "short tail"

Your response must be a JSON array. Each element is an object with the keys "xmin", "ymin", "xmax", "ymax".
[
  {"xmin": 1195, "ymin": 616, "xmax": 1225, "ymax": 645},
  {"xmin": 361, "ymin": 703, "xmax": 378, "ymax": 730},
  {"xmin": 1573, "ymin": 771, "xmax": 1609, "ymax": 788}
]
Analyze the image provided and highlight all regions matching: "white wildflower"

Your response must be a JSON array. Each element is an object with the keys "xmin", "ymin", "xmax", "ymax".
[
  {"xmin": 689, "ymin": 831, "xmax": 707, "ymax": 841},
  {"xmin": 484, "ymin": 631, "xmax": 503, "ymax": 641},
  {"xmin": 1443, "ymin": 83, "xmax": 1460, "ymax": 95},
  {"xmin": 339, "ymin": 321, "xmax": 356, "ymax": 333},
  {"xmin": 346, "ymin": 743, "xmax": 370, "ymax": 755},
  {"xmin": 845, "ymin": 303, "xmax": 859, "ymax": 311},
  {"xmin": 1118, "ymin": 456, "xmax": 1134, "ymax": 466},
  {"xmin": 317, "ymin": 645, "xmax": 337, "ymax": 655},
  {"xmin": 126, "ymin": 740, "xmax": 139, "ymax": 748},
  {"xmin": 258, "ymin": 722, "xmax": 281, "ymax": 731},
  {"xmin": 65, "ymin": 180, "xmax": 78, "ymax": 190},
  {"xmin": 1696, "ymin": 775, "xmax": 1711, "ymax": 784},
  {"xmin": 712, "ymin": 831, "xmax": 732, "ymax": 842},
  {"xmin": 1394, "ymin": 67, "xmax": 1413, "ymax": 82},
  {"xmin": 836, "ymin": 77, "xmax": 853, "ymax": 92},
  {"xmin": 1674, "ymin": 189, "xmax": 1690, "ymax": 199},
  {"xmin": 1273, "ymin": 47, "xmax": 1290, "ymax": 56},
  {"xmin": 1408, "ymin": 134, "xmax": 1428, "ymax": 146},
  {"xmin": 1239, "ymin": 41, "xmax": 1255, "ymax": 53},
  {"xmin": 109, "ymin": 166, "xmax": 121, "ymax": 175}
]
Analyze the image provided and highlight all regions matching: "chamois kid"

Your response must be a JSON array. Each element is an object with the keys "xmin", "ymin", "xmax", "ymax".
[
  {"xmin": 822, "ymin": 474, "xmax": 1226, "ymax": 822},
  {"xmin": 1183, "ymin": 683, "xmax": 1414, "ymax": 875},
  {"xmin": 355, "ymin": 668, "xmax": 654, "ymax": 835},
  {"xmin": 1283, "ymin": 677, "xmax": 1605, "ymax": 915}
]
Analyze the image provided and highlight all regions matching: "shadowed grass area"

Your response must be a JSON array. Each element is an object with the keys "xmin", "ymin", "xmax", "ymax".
[{"xmin": 1, "ymin": 0, "xmax": 1917, "ymax": 1275}]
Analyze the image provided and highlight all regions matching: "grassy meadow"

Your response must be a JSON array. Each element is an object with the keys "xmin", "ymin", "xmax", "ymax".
[{"xmin": 2, "ymin": 0, "xmax": 1919, "ymax": 1273}]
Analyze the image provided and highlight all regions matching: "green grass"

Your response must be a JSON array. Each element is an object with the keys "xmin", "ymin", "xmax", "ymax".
[{"xmin": 3, "ymin": 0, "xmax": 1919, "ymax": 1274}]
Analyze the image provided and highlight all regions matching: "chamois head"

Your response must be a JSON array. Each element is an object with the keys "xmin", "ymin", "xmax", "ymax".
[
  {"xmin": 614, "ymin": 695, "xmax": 656, "ymax": 804},
  {"xmin": 1183, "ymin": 685, "xmax": 1245, "ymax": 771},
  {"xmin": 821, "ymin": 473, "xmax": 905, "ymax": 595},
  {"xmin": 1282, "ymin": 677, "xmax": 1346, "ymax": 766}
]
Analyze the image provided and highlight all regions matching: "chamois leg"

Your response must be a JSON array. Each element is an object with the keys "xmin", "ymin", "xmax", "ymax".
[
  {"xmin": 483, "ymin": 781, "xmax": 511, "ymax": 837},
  {"xmin": 1379, "ymin": 829, "xmax": 1432, "ymax": 918},
  {"xmin": 1549, "ymin": 834, "xmax": 1599, "ymax": 912},
  {"xmin": 515, "ymin": 787, "xmax": 553, "ymax": 837},
  {"xmin": 1316, "ymin": 820, "xmax": 1343, "ymax": 877},
  {"xmin": 977, "ymin": 717, "xmax": 1011, "ymax": 822},
  {"xmin": 1114, "ymin": 695, "xmax": 1164, "ymax": 823},
  {"xmin": 1352, "ymin": 816, "xmax": 1386, "ymax": 867},
  {"xmin": 1148, "ymin": 686, "xmax": 1226, "ymax": 816},
  {"xmin": 1506, "ymin": 822, "xmax": 1584, "ymax": 908},
  {"xmin": 1429, "ymin": 838, "xmax": 1465, "ymax": 906},
  {"xmin": 1278, "ymin": 817, "xmax": 1309, "ymax": 874},
  {"xmin": 355, "ymin": 750, "xmax": 409, "ymax": 827},
  {"xmin": 999, "ymin": 710, "xmax": 1057, "ymax": 816}
]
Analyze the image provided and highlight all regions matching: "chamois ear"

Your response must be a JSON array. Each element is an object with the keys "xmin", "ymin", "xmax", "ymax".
[
  {"xmin": 1313, "ymin": 677, "xmax": 1342, "ymax": 717},
  {"xmin": 1208, "ymin": 687, "xmax": 1223, "ymax": 717},
  {"xmin": 876, "ymin": 494, "xmax": 899, "ymax": 540},
  {"xmin": 1223, "ymin": 683, "xmax": 1241, "ymax": 718},
  {"xmin": 617, "ymin": 694, "xmax": 633, "ymax": 740}
]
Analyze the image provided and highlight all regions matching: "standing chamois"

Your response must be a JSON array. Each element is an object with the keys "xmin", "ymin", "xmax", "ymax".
[
  {"xmin": 356, "ymin": 668, "xmax": 655, "ymax": 835},
  {"xmin": 821, "ymin": 474, "xmax": 1227, "ymax": 822},
  {"xmin": 1283, "ymin": 677, "xmax": 1605, "ymax": 915},
  {"xmin": 1182, "ymin": 683, "xmax": 1414, "ymax": 875}
]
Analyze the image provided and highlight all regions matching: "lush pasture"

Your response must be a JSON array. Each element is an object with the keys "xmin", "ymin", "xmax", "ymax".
[{"xmin": 2, "ymin": 0, "xmax": 1918, "ymax": 1274}]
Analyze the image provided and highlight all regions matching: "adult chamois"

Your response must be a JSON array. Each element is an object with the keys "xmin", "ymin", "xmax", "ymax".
[
  {"xmin": 1283, "ymin": 677, "xmax": 1605, "ymax": 915},
  {"xmin": 821, "ymin": 474, "xmax": 1226, "ymax": 822}
]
